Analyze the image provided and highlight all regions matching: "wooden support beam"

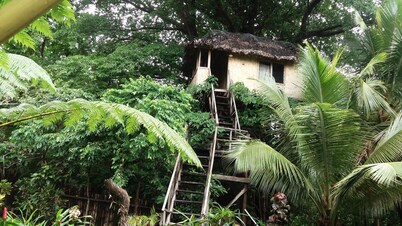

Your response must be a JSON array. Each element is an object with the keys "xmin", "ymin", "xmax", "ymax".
[
  {"xmin": 226, "ymin": 187, "xmax": 248, "ymax": 208},
  {"xmin": 0, "ymin": 0, "xmax": 64, "ymax": 44},
  {"xmin": 212, "ymin": 174, "xmax": 249, "ymax": 183}
]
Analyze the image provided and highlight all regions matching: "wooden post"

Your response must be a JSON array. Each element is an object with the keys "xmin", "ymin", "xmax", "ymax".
[{"xmin": 0, "ymin": 0, "xmax": 64, "ymax": 44}]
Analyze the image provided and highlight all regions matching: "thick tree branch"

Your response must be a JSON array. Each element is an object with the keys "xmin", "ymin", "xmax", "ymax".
[
  {"xmin": 296, "ymin": 0, "xmax": 323, "ymax": 43},
  {"xmin": 213, "ymin": 0, "xmax": 235, "ymax": 31},
  {"xmin": 105, "ymin": 178, "xmax": 130, "ymax": 226},
  {"xmin": 305, "ymin": 25, "xmax": 344, "ymax": 38}
]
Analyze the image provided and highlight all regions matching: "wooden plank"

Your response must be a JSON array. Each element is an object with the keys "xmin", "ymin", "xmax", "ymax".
[
  {"xmin": 212, "ymin": 174, "xmax": 249, "ymax": 183},
  {"xmin": 226, "ymin": 186, "xmax": 248, "ymax": 208}
]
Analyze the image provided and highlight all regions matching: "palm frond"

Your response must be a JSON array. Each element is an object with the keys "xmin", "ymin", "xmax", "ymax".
[
  {"xmin": 350, "ymin": 78, "xmax": 395, "ymax": 118},
  {"xmin": 358, "ymin": 53, "xmax": 387, "ymax": 77},
  {"xmin": 0, "ymin": 99, "xmax": 201, "ymax": 167},
  {"xmin": 295, "ymin": 103, "xmax": 366, "ymax": 186},
  {"xmin": 254, "ymin": 78, "xmax": 298, "ymax": 140},
  {"xmin": 298, "ymin": 44, "xmax": 349, "ymax": 106},
  {"xmin": 366, "ymin": 112, "xmax": 402, "ymax": 163},
  {"xmin": 226, "ymin": 140, "xmax": 313, "ymax": 202},
  {"xmin": 332, "ymin": 162, "xmax": 402, "ymax": 217},
  {"xmin": 375, "ymin": 0, "xmax": 402, "ymax": 47}
]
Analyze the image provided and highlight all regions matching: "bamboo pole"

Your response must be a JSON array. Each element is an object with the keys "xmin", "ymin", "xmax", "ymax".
[{"xmin": 0, "ymin": 0, "xmax": 64, "ymax": 44}]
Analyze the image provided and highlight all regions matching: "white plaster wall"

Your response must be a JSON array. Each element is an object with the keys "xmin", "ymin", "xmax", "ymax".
[
  {"xmin": 227, "ymin": 55, "xmax": 302, "ymax": 99},
  {"xmin": 283, "ymin": 64, "xmax": 302, "ymax": 99},
  {"xmin": 190, "ymin": 67, "xmax": 211, "ymax": 86},
  {"xmin": 227, "ymin": 55, "xmax": 259, "ymax": 89},
  {"xmin": 190, "ymin": 54, "xmax": 302, "ymax": 99}
]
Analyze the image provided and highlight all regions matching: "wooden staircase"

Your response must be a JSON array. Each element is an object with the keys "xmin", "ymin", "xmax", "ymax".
[{"xmin": 161, "ymin": 87, "xmax": 250, "ymax": 225}]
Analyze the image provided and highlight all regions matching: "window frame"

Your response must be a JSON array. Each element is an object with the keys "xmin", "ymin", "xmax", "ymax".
[{"xmin": 258, "ymin": 61, "xmax": 284, "ymax": 84}]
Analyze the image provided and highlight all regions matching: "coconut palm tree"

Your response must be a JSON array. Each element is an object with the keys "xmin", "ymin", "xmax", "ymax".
[
  {"xmin": 352, "ymin": 0, "xmax": 402, "ymax": 108},
  {"xmin": 227, "ymin": 44, "xmax": 402, "ymax": 225}
]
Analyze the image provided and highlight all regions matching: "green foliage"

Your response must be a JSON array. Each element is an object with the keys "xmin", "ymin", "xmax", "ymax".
[
  {"xmin": 186, "ymin": 112, "xmax": 215, "ymax": 147},
  {"xmin": 0, "ymin": 76, "xmax": 202, "ymax": 215},
  {"xmin": 227, "ymin": 44, "xmax": 402, "ymax": 224},
  {"xmin": 0, "ymin": 53, "xmax": 55, "ymax": 100},
  {"xmin": 0, "ymin": 179, "xmax": 11, "ymax": 206},
  {"xmin": 187, "ymin": 76, "xmax": 218, "ymax": 110},
  {"xmin": 1, "ymin": 0, "xmax": 75, "ymax": 51},
  {"xmin": 207, "ymin": 203, "xmax": 240, "ymax": 226},
  {"xmin": 2, "ymin": 206, "xmax": 91, "ymax": 226},
  {"xmin": 128, "ymin": 208, "xmax": 159, "ymax": 226},
  {"xmin": 0, "ymin": 98, "xmax": 200, "ymax": 166},
  {"xmin": 348, "ymin": 0, "xmax": 402, "ymax": 108},
  {"xmin": 46, "ymin": 41, "xmax": 184, "ymax": 96},
  {"xmin": 176, "ymin": 203, "xmax": 244, "ymax": 226},
  {"xmin": 103, "ymin": 77, "xmax": 193, "ymax": 133},
  {"xmin": 229, "ymin": 82, "xmax": 275, "ymax": 142},
  {"xmin": 14, "ymin": 178, "xmax": 65, "ymax": 219}
]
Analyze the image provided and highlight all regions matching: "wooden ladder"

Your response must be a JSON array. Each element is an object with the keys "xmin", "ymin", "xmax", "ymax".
[{"xmin": 161, "ymin": 86, "xmax": 250, "ymax": 225}]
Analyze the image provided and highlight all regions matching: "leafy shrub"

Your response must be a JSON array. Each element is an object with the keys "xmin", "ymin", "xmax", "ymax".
[
  {"xmin": 128, "ymin": 208, "xmax": 159, "ymax": 226},
  {"xmin": 1, "ymin": 206, "xmax": 91, "ymax": 226}
]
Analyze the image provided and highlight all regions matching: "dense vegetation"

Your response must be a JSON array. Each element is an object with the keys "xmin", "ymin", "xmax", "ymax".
[{"xmin": 0, "ymin": 0, "xmax": 402, "ymax": 225}]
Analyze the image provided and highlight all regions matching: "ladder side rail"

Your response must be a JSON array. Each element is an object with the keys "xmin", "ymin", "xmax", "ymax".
[
  {"xmin": 230, "ymin": 92, "xmax": 241, "ymax": 130},
  {"xmin": 201, "ymin": 126, "xmax": 218, "ymax": 217},
  {"xmin": 210, "ymin": 86, "xmax": 219, "ymax": 125},
  {"xmin": 161, "ymin": 154, "xmax": 183, "ymax": 224}
]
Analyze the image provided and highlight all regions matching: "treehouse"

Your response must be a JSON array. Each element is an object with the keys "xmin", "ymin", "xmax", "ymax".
[
  {"xmin": 188, "ymin": 30, "xmax": 300, "ymax": 98},
  {"xmin": 161, "ymin": 31, "xmax": 300, "ymax": 225}
]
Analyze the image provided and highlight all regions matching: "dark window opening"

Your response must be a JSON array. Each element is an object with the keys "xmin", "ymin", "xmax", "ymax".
[
  {"xmin": 273, "ymin": 63, "xmax": 284, "ymax": 83},
  {"xmin": 200, "ymin": 50, "xmax": 209, "ymax": 67}
]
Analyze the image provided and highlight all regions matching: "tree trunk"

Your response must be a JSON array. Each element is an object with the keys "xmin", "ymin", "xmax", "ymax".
[{"xmin": 105, "ymin": 178, "xmax": 130, "ymax": 226}]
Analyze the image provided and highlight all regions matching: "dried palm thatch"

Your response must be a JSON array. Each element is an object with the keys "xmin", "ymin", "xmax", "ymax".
[{"xmin": 189, "ymin": 30, "xmax": 297, "ymax": 62}]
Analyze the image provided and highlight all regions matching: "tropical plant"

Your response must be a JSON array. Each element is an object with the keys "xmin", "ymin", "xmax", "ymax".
[
  {"xmin": 1, "ymin": 206, "xmax": 91, "ymax": 226},
  {"xmin": 0, "ymin": 0, "xmax": 75, "ymax": 50},
  {"xmin": 128, "ymin": 208, "xmax": 159, "ymax": 226},
  {"xmin": 0, "ymin": 0, "xmax": 74, "ymax": 101},
  {"xmin": 0, "ymin": 98, "xmax": 200, "ymax": 166},
  {"xmin": 350, "ymin": 0, "xmax": 402, "ymax": 108},
  {"xmin": 0, "ymin": 53, "xmax": 55, "ymax": 100},
  {"xmin": 227, "ymin": 44, "xmax": 402, "ymax": 225}
]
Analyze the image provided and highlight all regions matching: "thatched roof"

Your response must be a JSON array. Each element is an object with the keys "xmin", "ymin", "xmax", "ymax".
[{"xmin": 189, "ymin": 30, "xmax": 297, "ymax": 62}]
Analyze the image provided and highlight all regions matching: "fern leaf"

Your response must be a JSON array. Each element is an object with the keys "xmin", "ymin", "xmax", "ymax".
[
  {"xmin": 11, "ymin": 30, "xmax": 36, "ymax": 50},
  {"xmin": 29, "ymin": 16, "xmax": 53, "ymax": 39},
  {"xmin": 49, "ymin": 0, "xmax": 76, "ymax": 26},
  {"xmin": 0, "ymin": 49, "xmax": 8, "ymax": 69},
  {"xmin": 0, "ymin": 100, "xmax": 201, "ymax": 167}
]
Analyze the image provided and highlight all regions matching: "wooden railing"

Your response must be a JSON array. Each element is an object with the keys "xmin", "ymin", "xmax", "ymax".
[
  {"xmin": 201, "ymin": 85, "xmax": 219, "ymax": 217},
  {"xmin": 230, "ymin": 93, "xmax": 241, "ymax": 130},
  {"xmin": 161, "ymin": 154, "xmax": 183, "ymax": 225},
  {"xmin": 210, "ymin": 85, "xmax": 219, "ymax": 125}
]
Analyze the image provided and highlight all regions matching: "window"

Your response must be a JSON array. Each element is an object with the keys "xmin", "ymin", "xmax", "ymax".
[
  {"xmin": 199, "ymin": 50, "xmax": 209, "ymax": 67},
  {"xmin": 258, "ymin": 62, "xmax": 284, "ymax": 84},
  {"xmin": 273, "ymin": 63, "xmax": 284, "ymax": 83},
  {"xmin": 258, "ymin": 62, "xmax": 271, "ymax": 82}
]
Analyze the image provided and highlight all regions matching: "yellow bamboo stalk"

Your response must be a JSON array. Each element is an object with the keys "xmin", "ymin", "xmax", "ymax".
[{"xmin": 0, "ymin": 0, "xmax": 64, "ymax": 44}]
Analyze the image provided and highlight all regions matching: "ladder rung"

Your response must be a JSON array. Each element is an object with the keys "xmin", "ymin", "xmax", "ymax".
[
  {"xmin": 180, "ymin": 181, "xmax": 205, "ymax": 186},
  {"xmin": 167, "ymin": 210, "xmax": 202, "ymax": 216},
  {"xmin": 175, "ymin": 199, "xmax": 203, "ymax": 204},
  {"xmin": 183, "ymin": 171, "xmax": 206, "ymax": 176},
  {"xmin": 197, "ymin": 156, "xmax": 209, "ymax": 159},
  {"xmin": 177, "ymin": 189, "xmax": 204, "ymax": 195}
]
